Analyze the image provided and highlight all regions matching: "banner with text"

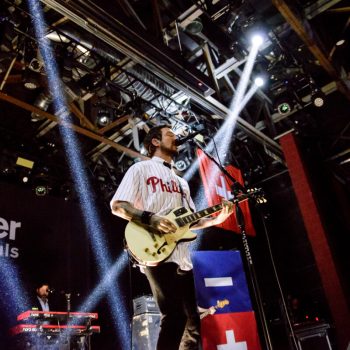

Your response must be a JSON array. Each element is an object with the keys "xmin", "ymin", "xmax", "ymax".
[{"xmin": 0, "ymin": 182, "xmax": 91, "ymax": 294}]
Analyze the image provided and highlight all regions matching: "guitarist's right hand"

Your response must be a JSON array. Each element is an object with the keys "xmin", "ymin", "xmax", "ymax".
[{"xmin": 150, "ymin": 215, "xmax": 177, "ymax": 234}]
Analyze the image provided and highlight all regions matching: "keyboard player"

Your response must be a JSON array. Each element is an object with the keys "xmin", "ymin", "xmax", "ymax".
[{"xmin": 32, "ymin": 281, "xmax": 51, "ymax": 312}]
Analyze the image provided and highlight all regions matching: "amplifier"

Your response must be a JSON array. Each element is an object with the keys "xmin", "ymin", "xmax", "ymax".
[
  {"xmin": 132, "ymin": 313, "xmax": 160, "ymax": 350},
  {"xmin": 294, "ymin": 322, "xmax": 333, "ymax": 350},
  {"xmin": 133, "ymin": 295, "xmax": 160, "ymax": 316}
]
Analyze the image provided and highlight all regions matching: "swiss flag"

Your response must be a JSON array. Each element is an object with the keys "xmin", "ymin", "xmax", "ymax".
[
  {"xmin": 197, "ymin": 149, "xmax": 256, "ymax": 236},
  {"xmin": 201, "ymin": 312, "xmax": 262, "ymax": 350}
]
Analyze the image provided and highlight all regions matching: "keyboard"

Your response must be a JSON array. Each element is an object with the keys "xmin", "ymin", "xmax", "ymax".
[
  {"xmin": 11, "ymin": 324, "xmax": 100, "ymax": 336},
  {"xmin": 17, "ymin": 310, "xmax": 98, "ymax": 321}
]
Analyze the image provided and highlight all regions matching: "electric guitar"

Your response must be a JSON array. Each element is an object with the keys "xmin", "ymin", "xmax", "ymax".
[
  {"xmin": 125, "ymin": 188, "xmax": 264, "ymax": 266},
  {"xmin": 199, "ymin": 299, "xmax": 230, "ymax": 319}
]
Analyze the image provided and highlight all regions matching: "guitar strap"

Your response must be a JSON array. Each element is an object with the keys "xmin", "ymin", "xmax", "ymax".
[{"xmin": 177, "ymin": 179, "xmax": 195, "ymax": 213}]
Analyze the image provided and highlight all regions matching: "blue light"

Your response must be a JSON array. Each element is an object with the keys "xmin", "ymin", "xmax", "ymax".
[
  {"xmin": 78, "ymin": 253, "xmax": 129, "ymax": 313},
  {"xmin": 0, "ymin": 259, "xmax": 30, "ymax": 321},
  {"xmin": 26, "ymin": 0, "xmax": 130, "ymax": 345},
  {"xmin": 59, "ymin": 253, "xmax": 130, "ymax": 342},
  {"xmin": 0, "ymin": 261, "xmax": 42, "ymax": 348},
  {"xmin": 184, "ymin": 42, "xmax": 261, "ymax": 185}
]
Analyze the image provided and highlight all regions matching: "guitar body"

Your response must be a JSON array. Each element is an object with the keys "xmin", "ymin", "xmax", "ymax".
[
  {"xmin": 125, "ymin": 207, "xmax": 197, "ymax": 266},
  {"xmin": 124, "ymin": 188, "xmax": 262, "ymax": 266}
]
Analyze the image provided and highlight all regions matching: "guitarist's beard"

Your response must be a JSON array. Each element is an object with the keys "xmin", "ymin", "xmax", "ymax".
[{"xmin": 160, "ymin": 144, "xmax": 178, "ymax": 158}]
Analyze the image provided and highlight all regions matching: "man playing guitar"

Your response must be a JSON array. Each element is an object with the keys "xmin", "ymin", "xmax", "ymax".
[{"xmin": 110, "ymin": 124, "xmax": 233, "ymax": 350}]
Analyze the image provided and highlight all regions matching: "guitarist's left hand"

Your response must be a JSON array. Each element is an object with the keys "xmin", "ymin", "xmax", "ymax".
[
  {"xmin": 191, "ymin": 199, "xmax": 234, "ymax": 230},
  {"xmin": 215, "ymin": 199, "xmax": 234, "ymax": 224}
]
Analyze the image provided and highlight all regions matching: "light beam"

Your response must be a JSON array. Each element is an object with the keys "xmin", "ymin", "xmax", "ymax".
[{"xmin": 26, "ymin": 0, "xmax": 130, "ymax": 345}]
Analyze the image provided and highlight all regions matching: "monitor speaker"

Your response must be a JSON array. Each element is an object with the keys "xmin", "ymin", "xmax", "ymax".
[
  {"xmin": 297, "ymin": 335, "xmax": 332, "ymax": 350},
  {"xmin": 294, "ymin": 322, "xmax": 332, "ymax": 350}
]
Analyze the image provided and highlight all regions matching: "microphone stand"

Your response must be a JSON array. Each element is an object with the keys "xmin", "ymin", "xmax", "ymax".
[
  {"xmin": 194, "ymin": 140, "xmax": 273, "ymax": 350},
  {"xmin": 85, "ymin": 318, "xmax": 92, "ymax": 350},
  {"xmin": 65, "ymin": 293, "xmax": 71, "ymax": 349}
]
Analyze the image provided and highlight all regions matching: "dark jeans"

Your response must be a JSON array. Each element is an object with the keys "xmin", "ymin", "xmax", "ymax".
[{"xmin": 144, "ymin": 263, "xmax": 200, "ymax": 350}]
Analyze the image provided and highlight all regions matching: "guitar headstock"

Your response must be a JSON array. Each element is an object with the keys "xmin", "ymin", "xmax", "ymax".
[{"xmin": 246, "ymin": 187, "xmax": 267, "ymax": 204}]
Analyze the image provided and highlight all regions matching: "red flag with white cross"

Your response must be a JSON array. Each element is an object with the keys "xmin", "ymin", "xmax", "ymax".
[
  {"xmin": 201, "ymin": 312, "xmax": 262, "ymax": 350},
  {"xmin": 196, "ymin": 149, "xmax": 256, "ymax": 236}
]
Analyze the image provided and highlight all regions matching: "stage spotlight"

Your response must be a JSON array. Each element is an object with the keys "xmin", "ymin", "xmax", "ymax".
[
  {"xmin": 254, "ymin": 77, "xmax": 264, "ymax": 87},
  {"xmin": 31, "ymin": 92, "xmax": 52, "ymax": 122},
  {"xmin": 28, "ymin": 57, "xmax": 44, "ymax": 73},
  {"xmin": 274, "ymin": 94, "xmax": 294, "ymax": 115},
  {"xmin": 23, "ymin": 68, "xmax": 41, "ymax": 90},
  {"xmin": 336, "ymin": 39, "xmax": 345, "ymax": 46},
  {"xmin": 277, "ymin": 101, "xmax": 291, "ymax": 114},
  {"xmin": 32, "ymin": 169, "xmax": 51, "ymax": 196},
  {"xmin": 251, "ymin": 34, "xmax": 264, "ymax": 47},
  {"xmin": 226, "ymin": 11, "xmax": 239, "ymax": 34},
  {"xmin": 35, "ymin": 184, "xmax": 48, "ymax": 196},
  {"xmin": 96, "ymin": 109, "xmax": 113, "ymax": 127},
  {"xmin": 185, "ymin": 18, "xmax": 203, "ymax": 35},
  {"xmin": 311, "ymin": 89, "xmax": 325, "ymax": 108}
]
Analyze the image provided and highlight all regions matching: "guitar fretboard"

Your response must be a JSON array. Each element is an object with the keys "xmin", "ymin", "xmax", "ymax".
[
  {"xmin": 175, "ymin": 189, "xmax": 260, "ymax": 227},
  {"xmin": 176, "ymin": 203, "xmax": 223, "ymax": 227}
]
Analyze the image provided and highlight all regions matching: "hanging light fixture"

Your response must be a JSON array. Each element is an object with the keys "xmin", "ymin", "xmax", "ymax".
[
  {"xmin": 274, "ymin": 93, "xmax": 294, "ymax": 115},
  {"xmin": 308, "ymin": 77, "xmax": 325, "ymax": 108},
  {"xmin": 23, "ymin": 68, "xmax": 41, "ymax": 90},
  {"xmin": 31, "ymin": 92, "xmax": 52, "ymax": 121},
  {"xmin": 96, "ymin": 108, "xmax": 113, "ymax": 127},
  {"xmin": 185, "ymin": 18, "xmax": 203, "ymax": 35},
  {"xmin": 311, "ymin": 89, "xmax": 325, "ymax": 108}
]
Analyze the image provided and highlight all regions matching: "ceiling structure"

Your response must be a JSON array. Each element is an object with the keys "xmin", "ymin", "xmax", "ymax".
[{"xmin": 0, "ymin": 0, "xmax": 349, "ymax": 200}]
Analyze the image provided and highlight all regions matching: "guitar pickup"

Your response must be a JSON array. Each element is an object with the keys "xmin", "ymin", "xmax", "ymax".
[{"xmin": 173, "ymin": 207, "xmax": 188, "ymax": 217}]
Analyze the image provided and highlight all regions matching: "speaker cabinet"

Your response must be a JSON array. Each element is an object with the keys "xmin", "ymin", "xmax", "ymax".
[
  {"xmin": 131, "ymin": 313, "xmax": 161, "ymax": 350},
  {"xmin": 294, "ymin": 322, "xmax": 332, "ymax": 350},
  {"xmin": 133, "ymin": 295, "xmax": 160, "ymax": 316}
]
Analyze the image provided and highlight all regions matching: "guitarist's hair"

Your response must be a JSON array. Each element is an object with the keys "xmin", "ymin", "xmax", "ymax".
[{"xmin": 143, "ymin": 123, "xmax": 172, "ymax": 156}]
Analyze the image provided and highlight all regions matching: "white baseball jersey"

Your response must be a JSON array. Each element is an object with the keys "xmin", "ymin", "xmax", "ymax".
[{"xmin": 110, "ymin": 156, "xmax": 196, "ymax": 270}]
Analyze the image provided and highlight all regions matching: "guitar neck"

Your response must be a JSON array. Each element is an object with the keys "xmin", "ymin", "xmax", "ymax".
[
  {"xmin": 177, "ymin": 191, "xmax": 255, "ymax": 227},
  {"xmin": 175, "ymin": 204, "xmax": 222, "ymax": 227},
  {"xmin": 193, "ymin": 204, "xmax": 223, "ymax": 221}
]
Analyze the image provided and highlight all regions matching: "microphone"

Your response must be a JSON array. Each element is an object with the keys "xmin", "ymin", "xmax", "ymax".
[
  {"xmin": 47, "ymin": 288, "xmax": 55, "ymax": 294},
  {"xmin": 175, "ymin": 129, "xmax": 203, "ymax": 146},
  {"xmin": 59, "ymin": 290, "xmax": 81, "ymax": 297}
]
